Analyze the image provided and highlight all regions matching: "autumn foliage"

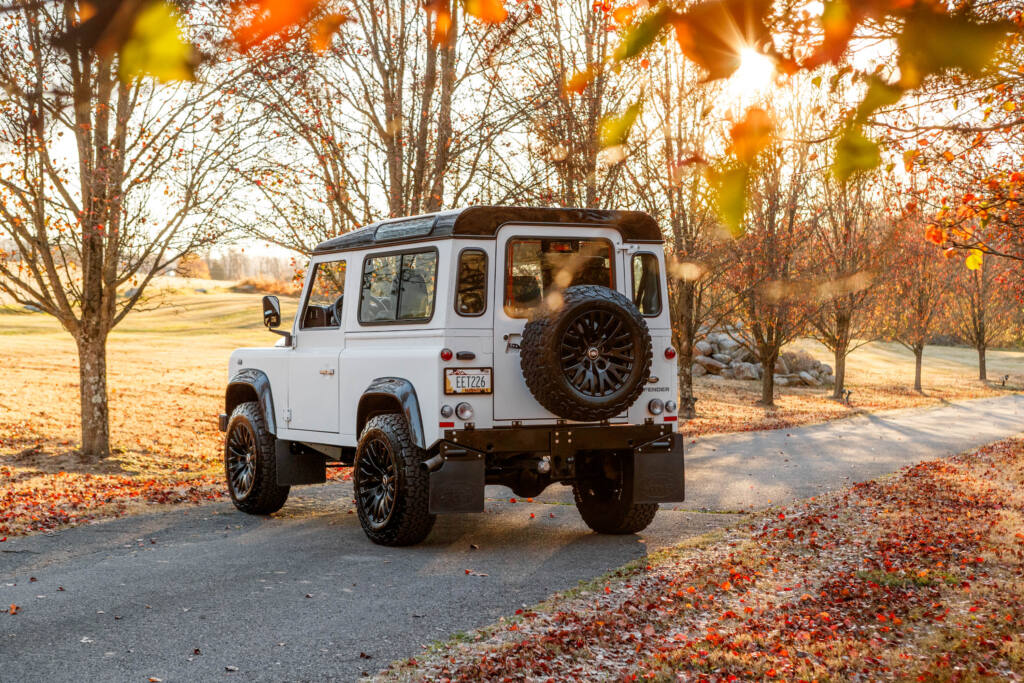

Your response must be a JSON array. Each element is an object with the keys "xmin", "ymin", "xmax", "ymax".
[{"xmin": 396, "ymin": 437, "xmax": 1024, "ymax": 680}]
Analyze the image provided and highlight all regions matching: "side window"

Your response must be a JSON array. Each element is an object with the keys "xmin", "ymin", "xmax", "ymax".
[
  {"xmin": 359, "ymin": 249, "xmax": 438, "ymax": 324},
  {"xmin": 301, "ymin": 260, "xmax": 346, "ymax": 329},
  {"xmin": 631, "ymin": 253, "xmax": 662, "ymax": 317},
  {"xmin": 455, "ymin": 249, "xmax": 487, "ymax": 316}
]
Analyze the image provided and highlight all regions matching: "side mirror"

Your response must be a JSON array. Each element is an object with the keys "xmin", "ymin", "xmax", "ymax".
[
  {"xmin": 262, "ymin": 295, "xmax": 281, "ymax": 328},
  {"xmin": 262, "ymin": 295, "xmax": 292, "ymax": 346}
]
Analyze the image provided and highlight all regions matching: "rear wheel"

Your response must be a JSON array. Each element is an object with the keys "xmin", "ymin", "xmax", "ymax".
[
  {"xmin": 573, "ymin": 455, "xmax": 657, "ymax": 534},
  {"xmin": 224, "ymin": 401, "xmax": 290, "ymax": 515},
  {"xmin": 354, "ymin": 414, "xmax": 435, "ymax": 546}
]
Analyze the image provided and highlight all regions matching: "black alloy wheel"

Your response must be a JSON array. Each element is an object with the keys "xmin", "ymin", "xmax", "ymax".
[
  {"xmin": 223, "ymin": 401, "xmax": 290, "ymax": 515},
  {"xmin": 520, "ymin": 285, "xmax": 653, "ymax": 422},
  {"xmin": 353, "ymin": 413, "xmax": 435, "ymax": 546},
  {"xmin": 226, "ymin": 422, "xmax": 257, "ymax": 499},
  {"xmin": 356, "ymin": 436, "xmax": 398, "ymax": 529},
  {"xmin": 561, "ymin": 309, "xmax": 635, "ymax": 397}
]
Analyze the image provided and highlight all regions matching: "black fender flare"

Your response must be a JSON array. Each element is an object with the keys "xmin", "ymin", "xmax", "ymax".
[
  {"xmin": 357, "ymin": 378, "xmax": 426, "ymax": 449},
  {"xmin": 226, "ymin": 368, "xmax": 278, "ymax": 435}
]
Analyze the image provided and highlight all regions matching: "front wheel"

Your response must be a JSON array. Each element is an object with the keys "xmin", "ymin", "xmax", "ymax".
[
  {"xmin": 353, "ymin": 414, "xmax": 435, "ymax": 546},
  {"xmin": 573, "ymin": 455, "xmax": 658, "ymax": 534},
  {"xmin": 224, "ymin": 401, "xmax": 289, "ymax": 515}
]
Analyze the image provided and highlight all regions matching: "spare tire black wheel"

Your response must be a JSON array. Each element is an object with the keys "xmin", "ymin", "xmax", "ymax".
[{"xmin": 520, "ymin": 284, "xmax": 653, "ymax": 422}]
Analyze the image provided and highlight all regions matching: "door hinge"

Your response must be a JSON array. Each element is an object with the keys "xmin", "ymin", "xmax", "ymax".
[{"xmin": 285, "ymin": 409, "xmax": 292, "ymax": 423}]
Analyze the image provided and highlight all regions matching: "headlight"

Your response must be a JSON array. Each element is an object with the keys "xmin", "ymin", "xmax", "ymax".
[
  {"xmin": 440, "ymin": 404, "xmax": 454, "ymax": 418},
  {"xmin": 648, "ymin": 399, "xmax": 664, "ymax": 415},
  {"xmin": 664, "ymin": 400, "xmax": 677, "ymax": 413},
  {"xmin": 455, "ymin": 402, "xmax": 474, "ymax": 421}
]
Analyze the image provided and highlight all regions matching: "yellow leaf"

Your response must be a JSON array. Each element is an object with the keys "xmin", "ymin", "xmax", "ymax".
[
  {"xmin": 120, "ymin": 2, "xmax": 193, "ymax": 82},
  {"xmin": 465, "ymin": 0, "xmax": 507, "ymax": 23},
  {"xmin": 598, "ymin": 99, "xmax": 642, "ymax": 149},
  {"xmin": 965, "ymin": 249, "xmax": 983, "ymax": 270},
  {"xmin": 1004, "ymin": 101, "xmax": 1017, "ymax": 112}
]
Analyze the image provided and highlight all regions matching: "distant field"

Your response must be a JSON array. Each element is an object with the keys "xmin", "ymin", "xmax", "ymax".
[{"xmin": 0, "ymin": 289, "xmax": 1021, "ymax": 534}]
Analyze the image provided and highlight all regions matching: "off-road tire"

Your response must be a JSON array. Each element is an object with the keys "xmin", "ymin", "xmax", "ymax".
[
  {"xmin": 573, "ymin": 457, "xmax": 658, "ymax": 534},
  {"xmin": 354, "ymin": 414, "xmax": 435, "ymax": 546},
  {"xmin": 224, "ymin": 401, "xmax": 290, "ymax": 515},
  {"xmin": 521, "ymin": 285, "xmax": 653, "ymax": 422}
]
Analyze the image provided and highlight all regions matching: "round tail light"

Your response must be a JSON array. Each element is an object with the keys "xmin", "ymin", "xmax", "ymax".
[
  {"xmin": 440, "ymin": 348, "xmax": 453, "ymax": 361},
  {"xmin": 664, "ymin": 347, "xmax": 677, "ymax": 360}
]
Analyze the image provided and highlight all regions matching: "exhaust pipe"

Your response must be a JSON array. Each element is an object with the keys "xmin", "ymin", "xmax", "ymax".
[{"xmin": 422, "ymin": 454, "xmax": 445, "ymax": 472}]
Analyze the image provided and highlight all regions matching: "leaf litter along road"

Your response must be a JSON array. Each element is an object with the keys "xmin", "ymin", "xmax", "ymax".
[
  {"xmin": 387, "ymin": 437, "xmax": 1024, "ymax": 682},
  {"xmin": 1, "ymin": 395, "xmax": 1022, "ymax": 682}
]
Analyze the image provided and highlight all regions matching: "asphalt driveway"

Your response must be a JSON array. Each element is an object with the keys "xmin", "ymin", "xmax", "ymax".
[{"xmin": 2, "ymin": 394, "xmax": 1021, "ymax": 682}]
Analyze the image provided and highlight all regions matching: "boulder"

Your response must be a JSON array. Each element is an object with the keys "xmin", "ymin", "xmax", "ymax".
[
  {"xmin": 820, "ymin": 373, "xmax": 835, "ymax": 386},
  {"xmin": 691, "ymin": 362, "xmax": 707, "ymax": 378},
  {"xmin": 730, "ymin": 346, "xmax": 752, "ymax": 363},
  {"xmin": 717, "ymin": 336, "xmax": 740, "ymax": 352},
  {"xmin": 732, "ymin": 362, "xmax": 759, "ymax": 381},
  {"xmin": 820, "ymin": 363, "xmax": 833, "ymax": 376},
  {"xmin": 774, "ymin": 357, "xmax": 789, "ymax": 375},
  {"xmin": 694, "ymin": 355, "xmax": 726, "ymax": 373},
  {"xmin": 783, "ymin": 350, "xmax": 817, "ymax": 373},
  {"xmin": 695, "ymin": 339, "xmax": 713, "ymax": 356},
  {"xmin": 720, "ymin": 366, "xmax": 735, "ymax": 379},
  {"xmin": 773, "ymin": 374, "xmax": 789, "ymax": 386},
  {"xmin": 711, "ymin": 353, "xmax": 733, "ymax": 365},
  {"xmin": 798, "ymin": 370, "xmax": 821, "ymax": 387}
]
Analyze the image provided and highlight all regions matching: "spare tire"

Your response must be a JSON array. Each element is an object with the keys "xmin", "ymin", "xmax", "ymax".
[{"xmin": 520, "ymin": 285, "xmax": 652, "ymax": 422}]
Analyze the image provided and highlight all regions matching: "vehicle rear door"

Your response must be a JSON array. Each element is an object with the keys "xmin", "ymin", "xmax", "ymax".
[{"xmin": 491, "ymin": 225, "xmax": 624, "ymax": 421}]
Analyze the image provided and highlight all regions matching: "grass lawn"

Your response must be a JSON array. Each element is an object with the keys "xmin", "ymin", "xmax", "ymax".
[
  {"xmin": 385, "ymin": 437, "xmax": 1024, "ymax": 681},
  {"xmin": 1, "ymin": 288, "xmax": 1021, "ymax": 536},
  {"xmin": 683, "ymin": 339, "xmax": 1024, "ymax": 437}
]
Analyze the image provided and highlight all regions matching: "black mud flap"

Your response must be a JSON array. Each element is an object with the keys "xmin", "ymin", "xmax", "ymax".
[
  {"xmin": 429, "ymin": 457, "xmax": 485, "ymax": 513},
  {"xmin": 275, "ymin": 440, "xmax": 327, "ymax": 486},
  {"xmin": 632, "ymin": 433, "xmax": 685, "ymax": 503}
]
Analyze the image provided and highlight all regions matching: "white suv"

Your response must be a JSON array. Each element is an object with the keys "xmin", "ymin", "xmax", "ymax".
[{"xmin": 219, "ymin": 207, "xmax": 684, "ymax": 545}]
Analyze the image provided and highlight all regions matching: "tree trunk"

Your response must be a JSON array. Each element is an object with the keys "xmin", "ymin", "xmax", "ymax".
[
  {"xmin": 977, "ymin": 345, "xmax": 987, "ymax": 381},
  {"xmin": 913, "ymin": 345, "xmax": 924, "ymax": 393},
  {"xmin": 76, "ymin": 332, "xmax": 111, "ymax": 458},
  {"xmin": 832, "ymin": 348, "xmax": 846, "ymax": 400},
  {"xmin": 759, "ymin": 347, "xmax": 777, "ymax": 407},
  {"xmin": 674, "ymin": 280, "xmax": 697, "ymax": 418}
]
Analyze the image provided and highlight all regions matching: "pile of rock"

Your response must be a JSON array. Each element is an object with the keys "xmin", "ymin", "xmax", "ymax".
[{"xmin": 692, "ymin": 332, "xmax": 835, "ymax": 387}]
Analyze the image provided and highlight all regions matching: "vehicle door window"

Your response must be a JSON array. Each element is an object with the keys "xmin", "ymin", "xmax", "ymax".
[
  {"xmin": 455, "ymin": 249, "xmax": 487, "ymax": 316},
  {"xmin": 301, "ymin": 260, "xmax": 346, "ymax": 329},
  {"xmin": 504, "ymin": 238, "xmax": 613, "ymax": 318},
  {"xmin": 631, "ymin": 252, "xmax": 662, "ymax": 316},
  {"xmin": 359, "ymin": 249, "xmax": 438, "ymax": 324}
]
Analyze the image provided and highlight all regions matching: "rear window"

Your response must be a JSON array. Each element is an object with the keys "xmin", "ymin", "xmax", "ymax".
[
  {"xmin": 359, "ymin": 249, "xmax": 438, "ymax": 324},
  {"xmin": 504, "ymin": 238, "xmax": 614, "ymax": 318},
  {"xmin": 631, "ymin": 253, "xmax": 662, "ymax": 316}
]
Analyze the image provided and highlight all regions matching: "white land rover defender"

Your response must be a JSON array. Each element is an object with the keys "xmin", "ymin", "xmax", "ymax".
[{"xmin": 219, "ymin": 207, "xmax": 684, "ymax": 546}]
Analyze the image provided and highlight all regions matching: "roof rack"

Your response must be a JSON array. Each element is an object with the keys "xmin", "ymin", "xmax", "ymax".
[{"xmin": 312, "ymin": 206, "xmax": 662, "ymax": 254}]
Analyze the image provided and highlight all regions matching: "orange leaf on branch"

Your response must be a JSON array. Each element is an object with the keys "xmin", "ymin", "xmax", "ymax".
[
  {"xmin": 465, "ymin": 0, "xmax": 508, "ymax": 24},
  {"xmin": 727, "ymin": 107, "xmax": 774, "ymax": 163},
  {"xmin": 233, "ymin": 0, "xmax": 324, "ymax": 52}
]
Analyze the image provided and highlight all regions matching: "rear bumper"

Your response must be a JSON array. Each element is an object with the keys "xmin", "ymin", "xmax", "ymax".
[{"xmin": 429, "ymin": 422, "xmax": 684, "ymax": 513}]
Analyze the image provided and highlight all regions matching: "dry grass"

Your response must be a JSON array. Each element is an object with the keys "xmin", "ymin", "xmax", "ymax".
[
  {"xmin": 1, "ymin": 291, "xmax": 1021, "ymax": 536},
  {"xmin": 683, "ymin": 339, "xmax": 1024, "ymax": 437},
  {"xmin": 230, "ymin": 276, "xmax": 300, "ymax": 296},
  {"xmin": 0, "ymin": 293, "xmax": 302, "ymax": 536}
]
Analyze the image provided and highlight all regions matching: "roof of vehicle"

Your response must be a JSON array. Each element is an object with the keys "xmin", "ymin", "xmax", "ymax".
[{"xmin": 311, "ymin": 206, "xmax": 662, "ymax": 254}]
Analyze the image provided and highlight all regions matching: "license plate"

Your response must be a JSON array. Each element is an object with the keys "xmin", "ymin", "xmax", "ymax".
[{"xmin": 444, "ymin": 368, "xmax": 492, "ymax": 394}]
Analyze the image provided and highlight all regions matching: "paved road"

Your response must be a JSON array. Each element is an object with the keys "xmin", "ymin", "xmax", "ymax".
[{"xmin": 2, "ymin": 394, "xmax": 1021, "ymax": 682}]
